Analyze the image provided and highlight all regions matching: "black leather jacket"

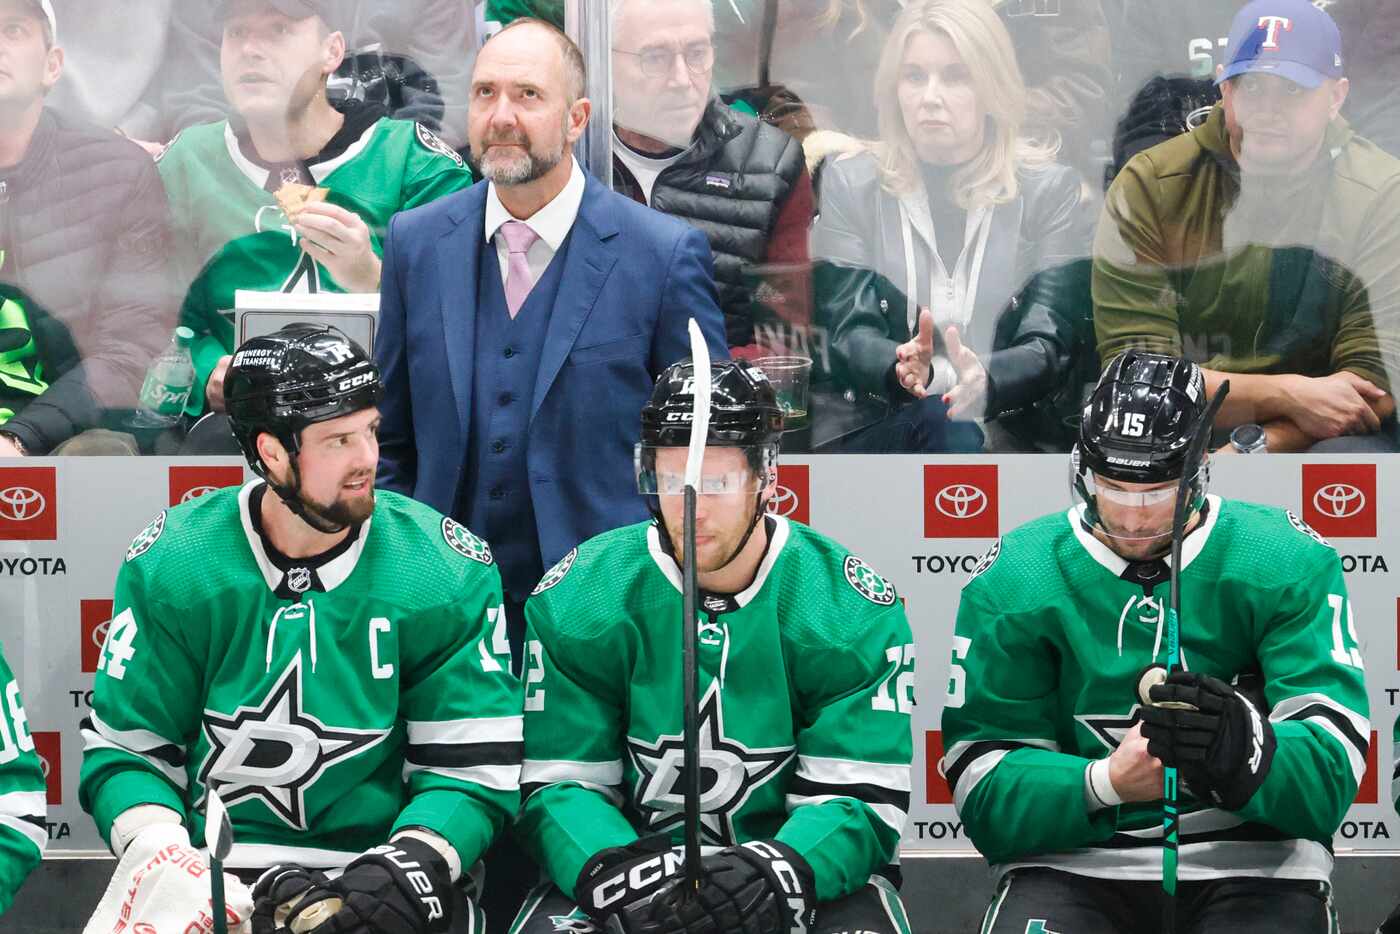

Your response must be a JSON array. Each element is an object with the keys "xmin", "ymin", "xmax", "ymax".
[
  {"xmin": 811, "ymin": 151, "xmax": 1092, "ymax": 433},
  {"xmin": 0, "ymin": 109, "xmax": 175, "ymax": 453}
]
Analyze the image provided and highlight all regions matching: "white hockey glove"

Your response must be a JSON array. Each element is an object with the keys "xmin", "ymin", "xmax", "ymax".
[{"xmin": 84, "ymin": 818, "xmax": 253, "ymax": 934}]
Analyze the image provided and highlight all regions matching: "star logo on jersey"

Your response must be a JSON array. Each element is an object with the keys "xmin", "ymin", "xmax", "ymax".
[
  {"xmin": 627, "ymin": 682, "xmax": 794, "ymax": 846},
  {"xmin": 443, "ymin": 517, "xmax": 493, "ymax": 564},
  {"xmin": 126, "ymin": 511, "xmax": 167, "ymax": 562},
  {"xmin": 197, "ymin": 655, "xmax": 389, "ymax": 830},
  {"xmin": 532, "ymin": 548, "xmax": 577, "ymax": 595},
  {"xmin": 1076, "ymin": 707, "xmax": 1145, "ymax": 753},
  {"xmin": 844, "ymin": 555, "xmax": 896, "ymax": 606}
]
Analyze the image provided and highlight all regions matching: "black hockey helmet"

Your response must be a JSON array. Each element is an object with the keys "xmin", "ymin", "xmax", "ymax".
[
  {"xmin": 226, "ymin": 323, "xmax": 382, "ymax": 476},
  {"xmin": 641, "ymin": 358, "xmax": 785, "ymax": 448},
  {"xmin": 1077, "ymin": 350, "xmax": 1208, "ymax": 484}
]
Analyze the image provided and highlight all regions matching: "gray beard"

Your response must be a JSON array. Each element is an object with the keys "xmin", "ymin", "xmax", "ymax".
[{"xmin": 480, "ymin": 145, "xmax": 564, "ymax": 186}]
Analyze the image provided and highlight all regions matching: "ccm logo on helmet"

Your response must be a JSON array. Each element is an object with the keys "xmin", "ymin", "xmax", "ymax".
[
  {"xmin": 593, "ymin": 850, "xmax": 684, "ymax": 909},
  {"xmin": 337, "ymin": 372, "xmax": 375, "ymax": 392}
]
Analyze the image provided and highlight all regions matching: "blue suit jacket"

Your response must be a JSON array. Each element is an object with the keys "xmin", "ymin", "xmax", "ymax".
[{"xmin": 375, "ymin": 169, "xmax": 727, "ymax": 570}]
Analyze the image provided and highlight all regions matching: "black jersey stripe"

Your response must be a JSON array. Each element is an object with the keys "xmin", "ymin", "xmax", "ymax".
[
  {"xmin": 407, "ymin": 741, "xmax": 523, "ymax": 769},
  {"xmin": 1282, "ymin": 704, "xmax": 1369, "ymax": 758},
  {"xmin": 79, "ymin": 716, "xmax": 187, "ymax": 767},
  {"xmin": 19, "ymin": 814, "xmax": 45, "ymax": 831},
  {"xmin": 943, "ymin": 740, "xmax": 1034, "ymax": 793},
  {"xmin": 787, "ymin": 776, "xmax": 911, "ymax": 812}
]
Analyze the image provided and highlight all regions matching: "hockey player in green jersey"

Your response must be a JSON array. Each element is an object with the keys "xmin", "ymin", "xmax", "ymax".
[
  {"xmin": 0, "ymin": 641, "xmax": 46, "ymax": 916},
  {"xmin": 1380, "ymin": 715, "xmax": 1400, "ymax": 934},
  {"xmin": 79, "ymin": 325, "xmax": 521, "ymax": 934},
  {"xmin": 159, "ymin": 0, "xmax": 475, "ymax": 420},
  {"xmin": 942, "ymin": 350, "xmax": 1370, "ymax": 933},
  {"xmin": 511, "ymin": 359, "xmax": 914, "ymax": 934}
]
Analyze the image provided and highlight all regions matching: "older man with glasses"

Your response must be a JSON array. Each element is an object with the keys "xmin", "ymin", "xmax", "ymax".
[{"xmin": 610, "ymin": 0, "xmax": 814, "ymax": 361}]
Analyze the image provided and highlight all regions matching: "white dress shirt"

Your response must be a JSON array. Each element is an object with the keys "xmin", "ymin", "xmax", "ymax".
[{"xmin": 483, "ymin": 157, "xmax": 587, "ymax": 289}]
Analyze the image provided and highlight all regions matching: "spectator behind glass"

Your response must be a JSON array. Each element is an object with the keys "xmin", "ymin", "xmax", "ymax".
[
  {"xmin": 811, "ymin": 0, "xmax": 1091, "ymax": 453},
  {"xmin": 158, "ymin": 0, "xmax": 472, "ymax": 446},
  {"xmin": 610, "ymin": 0, "xmax": 814, "ymax": 359},
  {"xmin": 1094, "ymin": 0, "xmax": 1400, "ymax": 453},
  {"xmin": 0, "ymin": 0, "xmax": 176, "ymax": 458}
]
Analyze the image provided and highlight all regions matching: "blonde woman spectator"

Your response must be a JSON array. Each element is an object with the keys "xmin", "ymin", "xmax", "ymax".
[{"xmin": 811, "ymin": 0, "xmax": 1091, "ymax": 452}]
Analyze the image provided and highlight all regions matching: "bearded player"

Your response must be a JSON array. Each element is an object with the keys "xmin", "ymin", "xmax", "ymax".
[
  {"xmin": 942, "ymin": 350, "xmax": 1370, "ymax": 932},
  {"xmin": 510, "ymin": 359, "xmax": 914, "ymax": 934},
  {"xmin": 79, "ymin": 324, "xmax": 520, "ymax": 934}
]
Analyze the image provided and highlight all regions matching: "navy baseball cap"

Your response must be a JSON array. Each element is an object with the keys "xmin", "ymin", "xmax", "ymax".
[{"xmin": 1217, "ymin": 0, "xmax": 1344, "ymax": 89}]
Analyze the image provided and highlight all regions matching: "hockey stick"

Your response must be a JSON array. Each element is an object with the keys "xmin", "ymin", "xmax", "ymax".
[
  {"xmin": 1159, "ymin": 378, "xmax": 1229, "ymax": 934},
  {"xmin": 681, "ymin": 320, "xmax": 712, "ymax": 895},
  {"xmin": 205, "ymin": 789, "xmax": 233, "ymax": 934}
]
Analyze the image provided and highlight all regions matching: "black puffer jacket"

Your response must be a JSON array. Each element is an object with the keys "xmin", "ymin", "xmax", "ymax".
[
  {"xmin": 613, "ymin": 98, "xmax": 805, "ymax": 345},
  {"xmin": 812, "ymin": 151, "xmax": 1093, "ymax": 437},
  {"xmin": 0, "ymin": 109, "xmax": 175, "ymax": 453}
]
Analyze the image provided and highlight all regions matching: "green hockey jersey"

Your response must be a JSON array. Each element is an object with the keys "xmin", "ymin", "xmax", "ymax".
[
  {"xmin": 0, "ymin": 642, "xmax": 45, "ymax": 915},
  {"xmin": 941, "ymin": 495, "xmax": 1370, "ymax": 882},
  {"xmin": 79, "ymin": 482, "xmax": 521, "ymax": 873},
  {"xmin": 516, "ymin": 517, "xmax": 914, "ymax": 904},
  {"xmin": 1392, "ymin": 715, "xmax": 1398, "ymax": 810},
  {"xmin": 156, "ymin": 117, "xmax": 474, "ymax": 415}
]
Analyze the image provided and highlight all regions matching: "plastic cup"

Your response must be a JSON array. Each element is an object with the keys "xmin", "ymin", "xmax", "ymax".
[{"xmin": 754, "ymin": 355, "xmax": 813, "ymax": 426}]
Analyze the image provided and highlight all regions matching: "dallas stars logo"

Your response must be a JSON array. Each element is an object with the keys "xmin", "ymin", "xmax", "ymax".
[
  {"xmin": 844, "ymin": 555, "xmax": 896, "ymax": 606},
  {"xmin": 532, "ymin": 549, "xmax": 577, "ymax": 595},
  {"xmin": 1076, "ymin": 707, "xmax": 1144, "ymax": 754},
  {"xmin": 126, "ymin": 511, "xmax": 167, "ymax": 562},
  {"xmin": 443, "ymin": 517, "xmax": 493, "ymax": 564},
  {"xmin": 197, "ymin": 655, "xmax": 389, "ymax": 830},
  {"xmin": 627, "ymin": 682, "xmax": 794, "ymax": 846}
]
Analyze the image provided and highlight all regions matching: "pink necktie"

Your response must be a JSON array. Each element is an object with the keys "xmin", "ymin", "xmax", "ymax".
[{"xmin": 500, "ymin": 220, "xmax": 541, "ymax": 319}]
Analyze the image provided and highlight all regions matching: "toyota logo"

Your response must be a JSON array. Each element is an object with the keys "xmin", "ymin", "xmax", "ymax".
[
  {"xmin": 38, "ymin": 753, "xmax": 49, "ymax": 780},
  {"xmin": 766, "ymin": 486, "xmax": 800, "ymax": 517},
  {"xmin": 935, "ymin": 484, "xmax": 988, "ymax": 519},
  {"xmin": 0, "ymin": 486, "xmax": 44, "ymax": 521},
  {"xmin": 180, "ymin": 485, "xmax": 219, "ymax": 503},
  {"xmin": 91, "ymin": 620, "xmax": 110, "ymax": 652},
  {"xmin": 1313, "ymin": 483, "xmax": 1366, "ymax": 519}
]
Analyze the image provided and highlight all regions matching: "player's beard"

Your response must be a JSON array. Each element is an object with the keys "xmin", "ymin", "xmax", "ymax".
[
  {"xmin": 477, "ymin": 117, "xmax": 567, "ymax": 186},
  {"xmin": 665, "ymin": 517, "xmax": 747, "ymax": 575},
  {"xmin": 300, "ymin": 476, "xmax": 375, "ymax": 528}
]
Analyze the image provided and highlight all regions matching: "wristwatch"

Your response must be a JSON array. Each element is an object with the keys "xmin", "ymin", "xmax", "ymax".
[{"xmin": 1229, "ymin": 423, "xmax": 1267, "ymax": 454}]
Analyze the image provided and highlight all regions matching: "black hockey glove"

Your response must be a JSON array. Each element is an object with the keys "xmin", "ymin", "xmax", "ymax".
[
  {"xmin": 1379, "ymin": 898, "xmax": 1400, "ymax": 934},
  {"xmin": 251, "ymin": 865, "xmax": 339, "ymax": 934},
  {"xmin": 642, "ymin": 840, "xmax": 817, "ymax": 934},
  {"xmin": 574, "ymin": 835, "xmax": 684, "ymax": 931},
  {"xmin": 1139, "ymin": 671, "xmax": 1277, "ymax": 811},
  {"xmin": 314, "ymin": 837, "xmax": 455, "ymax": 934}
]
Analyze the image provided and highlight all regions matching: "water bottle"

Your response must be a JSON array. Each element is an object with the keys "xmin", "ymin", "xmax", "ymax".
[{"xmin": 131, "ymin": 326, "xmax": 195, "ymax": 428}]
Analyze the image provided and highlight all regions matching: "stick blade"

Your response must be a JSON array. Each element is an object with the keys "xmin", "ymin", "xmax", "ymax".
[{"xmin": 204, "ymin": 787, "xmax": 233, "ymax": 861}]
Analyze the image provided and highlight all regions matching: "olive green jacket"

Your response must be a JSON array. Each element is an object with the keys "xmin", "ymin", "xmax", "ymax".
[{"xmin": 1093, "ymin": 105, "xmax": 1400, "ymax": 391}]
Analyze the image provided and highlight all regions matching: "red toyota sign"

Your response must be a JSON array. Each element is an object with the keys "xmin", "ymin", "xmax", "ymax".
[
  {"xmin": 169, "ymin": 465, "xmax": 244, "ymax": 508},
  {"xmin": 767, "ymin": 465, "xmax": 810, "ymax": 526},
  {"xmin": 0, "ymin": 466, "xmax": 57, "ymax": 541},
  {"xmin": 926, "ymin": 730, "xmax": 952, "ymax": 804},
  {"xmin": 1302, "ymin": 464, "xmax": 1376, "ymax": 539},
  {"xmin": 924, "ymin": 465, "xmax": 998, "ymax": 539},
  {"xmin": 33, "ymin": 731, "xmax": 60, "ymax": 806},
  {"xmin": 81, "ymin": 600, "xmax": 115, "ymax": 674}
]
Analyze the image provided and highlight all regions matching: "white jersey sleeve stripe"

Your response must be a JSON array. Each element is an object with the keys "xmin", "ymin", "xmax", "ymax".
[
  {"xmin": 520, "ymin": 759, "xmax": 624, "ymax": 787},
  {"xmin": 406, "ymin": 716, "xmax": 523, "ymax": 745},
  {"xmin": 784, "ymin": 793, "xmax": 907, "ymax": 834},
  {"xmin": 402, "ymin": 762, "xmax": 520, "ymax": 792},
  {"xmin": 795, "ymin": 755, "xmax": 911, "ymax": 792}
]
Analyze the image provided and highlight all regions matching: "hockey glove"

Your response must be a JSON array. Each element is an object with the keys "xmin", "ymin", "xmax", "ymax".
[
  {"xmin": 643, "ymin": 840, "xmax": 817, "ymax": 934},
  {"xmin": 314, "ymin": 837, "xmax": 455, "ymax": 934},
  {"xmin": 1378, "ymin": 898, "xmax": 1400, "ymax": 934},
  {"xmin": 574, "ymin": 835, "xmax": 684, "ymax": 931},
  {"xmin": 84, "ymin": 822, "xmax": 253, "ymax": 934},
  {"xmin": 251, "ymin": 865, "xmax": 339, "ymax": 934},
  {"xmin": 1139, "ymin": 671, "xmax": 1276, "ymax": 811}
]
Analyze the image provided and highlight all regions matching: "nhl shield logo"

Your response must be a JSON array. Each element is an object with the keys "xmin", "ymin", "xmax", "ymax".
[
  {"xmin": 844, "ymin": 555, "xmax": 896, "ymax": 606},
  {"xmin": 532, "ymin": 548, "xmax": 577, "ymax": 595},
  {"xmin": 287, "ymin": 567, "xmax": 313, "ymax": 593},
  {"xmin": 442, "ymin": 517, "xmax": 493, "ymax": 564},
  {"xmin": 125, "ymin": 511, "xmax": 167, "ymax": 562}
]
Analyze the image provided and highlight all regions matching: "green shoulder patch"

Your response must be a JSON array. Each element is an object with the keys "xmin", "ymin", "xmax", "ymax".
[
  {"xmin": 1286, "ymin": 510, "xmax": 1332, "ymax": 549},
  {"xmin": 844, "ymin": 554, "xmax": 896, "ymax": 606},
  {"xmin": 416, "ymin": 123, "xmax": 465, "ymax": 168},
  {"xmin": 532, "ymin": 548, "xmax": 578, "ymax": 595},
  {"xmin": 443, "ymin": 517, "xmax": 493, "ymax": 564},
  {"xmin": 126, "ymin": 511, "xmax": 167, "ymax": 562}
]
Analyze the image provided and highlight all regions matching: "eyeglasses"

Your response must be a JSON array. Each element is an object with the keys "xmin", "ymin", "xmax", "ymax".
[{"xmin": 614, "ymin": 43, "xmax": 715, "ymax": 78}]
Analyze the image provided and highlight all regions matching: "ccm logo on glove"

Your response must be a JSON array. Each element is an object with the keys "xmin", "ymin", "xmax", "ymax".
[
  {"xmin": 742, "ymin": 841, "xmax": 809, "ymax": 934},
  {"xmin": 594, "ymin": 850, "xmax": 684, "ymax": 910}
]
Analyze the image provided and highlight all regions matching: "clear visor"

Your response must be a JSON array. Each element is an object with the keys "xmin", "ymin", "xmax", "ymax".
[
  {"xmin": 635, "ymin": 443, "xmax": 776, "ymax": 496},
  {"xmin": 1070, "ymin": 465, "xmax": 1200, "ymax": 544}
]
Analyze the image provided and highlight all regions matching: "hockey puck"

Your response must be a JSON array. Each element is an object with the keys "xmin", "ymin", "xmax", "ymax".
[
  {"xmin": 289, "ymin": 897, "xmax": 342, "ymax": 933},
  {"xmin": 1137, "ymin": 664, "xmax": 1167, "ymax": 706}
]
